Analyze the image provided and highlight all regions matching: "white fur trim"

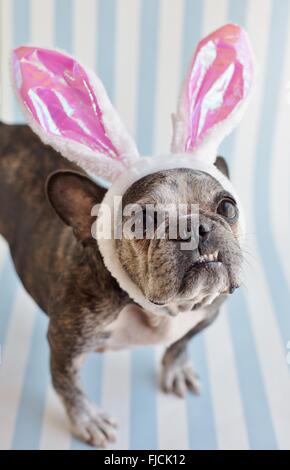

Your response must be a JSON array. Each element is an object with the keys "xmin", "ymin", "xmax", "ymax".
[{"xmin": 96, "ymin": 154, "xmax": 245, "ymax": 312}]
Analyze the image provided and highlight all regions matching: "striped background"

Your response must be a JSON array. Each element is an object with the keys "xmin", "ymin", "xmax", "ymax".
[{"xmin": 0, "ymin": 0, "xmax": 290, "ymax": 450}]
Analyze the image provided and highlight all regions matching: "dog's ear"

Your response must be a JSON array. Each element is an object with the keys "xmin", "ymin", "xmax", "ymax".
[
  {"xmin": 46, "ymin": 170, "xmax": 106, "ymax": 243},
  {"xmin": 214, "ymin": 156, "xmax": 230, "ymax": 179}
]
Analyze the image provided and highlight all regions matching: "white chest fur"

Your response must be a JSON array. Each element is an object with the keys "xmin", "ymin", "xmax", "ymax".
[{"xmin": 103, "ymin": 303, "xmax": 208, "ymax": 350}]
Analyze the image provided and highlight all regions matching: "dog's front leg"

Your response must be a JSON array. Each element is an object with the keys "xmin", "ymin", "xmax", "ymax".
[
  {"xmin": 48, "ymin": 321, "xmax": 117, "ymax": 448},
  {"xmin": 161, "ymin": 308, "xmax": 220, "ymax": 398}
]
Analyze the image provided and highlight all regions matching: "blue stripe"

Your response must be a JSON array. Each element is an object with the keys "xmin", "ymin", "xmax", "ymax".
[
  {"xmin": 70, "ymin": 353, "xmax": 103, "ymax": 450},
  {"xmin": 254, "ymin": 1, "xmax": 290, "ymax": 353},
  {"xmin": 227, "ymin": 0, "xmax": 247, "ymax": 23},
  {"xmin": 181, "ymin": 0, "xmax": 203, "ymax": 77},
  {"xmin": 0, "ymin": 254, "xmax": 19, "ymax": 350},
  {"xmin": 54, "ymin": 0, "xmax": 73, "ymax": 52},
  {"xmin": 130, "ymin": 347, "xmax": 157, "ymax": 449},
  {"xmin": 12, "ymin": 312, "xmax": 49, "ymax": 450},
  {"xmin": 93, "ymin": 0, "xmax": 117, "ymax": 189},
  {"xmin": 13, "ymin": 0, "xmax": 30, "ymax": 123},
  {"xmin": 187, "ymin": 335, "xmax": 217, "ymax": 450},
  {"xmin": 227, "ymin": 292, "xmax": 278, "ymax": 449},
  {"xmin": 136, "ymin": 0, "xmax": 160, "ymax": 155},
  {"xmin": 97, "ymin": 0, "xmax": 117, "ymax": 101},
  {"xmin": 219, "ymin": 0, "xmax": 248, "ymax": 165}
]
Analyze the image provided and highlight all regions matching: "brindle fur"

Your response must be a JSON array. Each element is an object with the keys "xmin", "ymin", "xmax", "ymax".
[{"xmin": 0, "ymin": 122, "xmax": 241, "ymax": 447}]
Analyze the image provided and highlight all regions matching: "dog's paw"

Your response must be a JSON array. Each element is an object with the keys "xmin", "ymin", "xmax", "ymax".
[
  {"xmin": 161, "ymin": 361, "xmax": 201, "ymax": 398},
  {"xmin": 70, "ymin": 402, "xmax": 118, "ymax": 448}
]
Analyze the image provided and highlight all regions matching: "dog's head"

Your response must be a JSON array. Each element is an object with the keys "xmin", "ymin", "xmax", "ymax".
[
  {"xmin": 13, "ymin": 24, "xmax": 253, "ymax": 314},
  {"xmin": 115, "ymin": 158, "xmax": 242, "ymax": 311},
  {"xmin": 46, "ymin": 155, "xmax": 243, "ymax": 314}
]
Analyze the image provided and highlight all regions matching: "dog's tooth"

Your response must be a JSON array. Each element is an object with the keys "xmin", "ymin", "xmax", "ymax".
[
  {"xmin": 208, "ymin": 254, "xmax": 214, "ymax": 261},
  {"xmin": 213, "ymin": 250, "xmax": 219, "ymax": 260}
]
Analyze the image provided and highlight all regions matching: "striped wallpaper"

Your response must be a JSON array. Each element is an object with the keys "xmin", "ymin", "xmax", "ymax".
[{"xmin": 0, "ymin": 0, "xmax": 290, "ymax": 450}]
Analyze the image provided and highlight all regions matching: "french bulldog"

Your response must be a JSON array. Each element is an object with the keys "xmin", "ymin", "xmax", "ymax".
[
  {"xmin": 0, "ymin": 122, "xmax": 242, "ymax": 447},
  {"xmin": 2, "ymin": 22, "xmax": 255, "ymax": 447}
]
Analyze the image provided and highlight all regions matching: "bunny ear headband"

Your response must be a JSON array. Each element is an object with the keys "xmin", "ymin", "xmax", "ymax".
[{"xmin": 12, "ymin": 24, "xmax": 255, "ymax": 311}]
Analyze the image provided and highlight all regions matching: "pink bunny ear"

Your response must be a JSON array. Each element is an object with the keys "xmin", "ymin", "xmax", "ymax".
[
  {"xmin": 12, "ymin": 47, "xmax": 139, "ymax": 183},
  {"xmin": 171, "ymin": 24, "xmax": 254, "ymax": 161}
]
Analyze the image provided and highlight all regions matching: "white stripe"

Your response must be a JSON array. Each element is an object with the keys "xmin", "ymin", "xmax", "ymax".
[
  {"xmin": 232, "ymin": 0, "xmax": 290, "ymax": 450},
  {"xmin": 0, "ymin": 0, "xmax": 13, "ymax": 122},
  {"xmin": 0, "ymin": 236, "xmax": 8, "ymax": 270},
  {"xmin": 73, "ymin": 0, "xmax": 98, "ymax": 69},
  {"xmin": 115, "ymin": 0, "xmax": 140, "ymax": 136},
  {"xmin": 0, "ymin": 286, "xmax": 37, "ymax": 449},
  {"xmin": 202, "ymin": 0, "xmax": 228, "ymax": 36},
  {"xmin": 30, "ymin": 0, "xmax": 54, "ymax": 46},
  {"xmin": 270, "ymin": 23, "xmax": 290, "ymax": 289},
  {"xmin": 39, "ymin": 384, "xmax": 71, "ymax": 450},
  {"xmin": 154, "ymin": 0, "xmax": 184, "ymax": 154},
  {"xmin": 101, "ymin": 350, "xmax": 131, "ymax": 450},
  {"xmin": 155, "ymin": 347, "xmax": 189, "ymax": 450},
  {"xmin": 205, "ymin": 309, "xmax": 249, "ymax": 450}
]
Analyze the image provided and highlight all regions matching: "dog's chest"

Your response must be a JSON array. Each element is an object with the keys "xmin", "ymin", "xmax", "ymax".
[{"xmin": 101, "ymin": 304, "xmax": 207, "ymax": 350}]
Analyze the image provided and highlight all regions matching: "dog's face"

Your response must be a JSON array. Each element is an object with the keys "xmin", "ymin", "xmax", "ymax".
[
  {"xmin": 115, "ymin": 160, "xmax": 243, "ymax": 312},
  {"xmin": 47, "ymin": 157, "xmax": 243, "ymax": 315}
]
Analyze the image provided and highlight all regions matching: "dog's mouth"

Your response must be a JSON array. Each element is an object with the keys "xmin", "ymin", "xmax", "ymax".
[
  {"xmin": 194, "ymin": 249, "xmax": 222, "ymax": 267},
  {"xmin": 148, "ymin": 251, "xmax": 224, "ymax": 307}
]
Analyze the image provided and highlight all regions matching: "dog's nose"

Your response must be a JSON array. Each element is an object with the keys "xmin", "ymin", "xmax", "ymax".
[{"xmin": 199, "ymin": 223, "xmax": 211, "ymax": 242}]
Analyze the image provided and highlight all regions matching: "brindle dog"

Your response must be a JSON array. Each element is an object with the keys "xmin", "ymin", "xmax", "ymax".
[{"xmin": 0, "ymin": 122, "xmax": 242, "ymax": 447}]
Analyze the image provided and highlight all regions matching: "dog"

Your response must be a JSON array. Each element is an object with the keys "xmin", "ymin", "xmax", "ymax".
[
  {"xmin": 0, "ymin": 121, "xmax": 242, "ymax": 447},
  {"xmin": 0, "ymin": 23, "xmax": 254, "ymax": 447}
]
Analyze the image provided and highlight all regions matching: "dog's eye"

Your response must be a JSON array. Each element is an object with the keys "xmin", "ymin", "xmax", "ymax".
[{"xmin": 216, "ymin": 199, "xmax": 237, "ymax": 220}]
